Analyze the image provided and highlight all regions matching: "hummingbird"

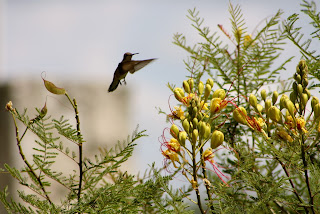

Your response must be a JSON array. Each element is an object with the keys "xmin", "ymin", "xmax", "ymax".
[{"xmin": 108, "ymin": 52, "xmax": 156, "ymax": 92}]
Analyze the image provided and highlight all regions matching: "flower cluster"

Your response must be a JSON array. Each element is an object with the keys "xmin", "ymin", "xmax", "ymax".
[
  {"xmin": 162, "ymin": 78, "xmax": 229, "ymax": 187},
  {"xmin": 232, "ymin": 60, "xmax": 320, "ymax": 145}
]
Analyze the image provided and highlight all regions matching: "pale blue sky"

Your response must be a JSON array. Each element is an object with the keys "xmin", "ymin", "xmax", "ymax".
[{"xmin": 2, "ymin": 0, "xmax": 316, "ymax": 173}]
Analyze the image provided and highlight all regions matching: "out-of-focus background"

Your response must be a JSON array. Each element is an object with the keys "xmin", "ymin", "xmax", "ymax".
[{"xmin": 0, "ymin": 0, "xmax": 314, "ymax": 211}]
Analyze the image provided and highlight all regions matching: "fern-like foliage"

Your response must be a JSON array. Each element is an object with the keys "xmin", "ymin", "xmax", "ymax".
[{"xmin": 1, "ymin": 84, "xmax": 188, "ymax": 213}]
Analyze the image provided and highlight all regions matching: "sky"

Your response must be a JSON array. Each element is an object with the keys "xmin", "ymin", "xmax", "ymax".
[{"xmin": 1, "ymin": 0, "xmax": 316, "ymax": 175}]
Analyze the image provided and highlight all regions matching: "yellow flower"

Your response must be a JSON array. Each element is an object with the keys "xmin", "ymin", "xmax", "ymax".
[
  {"xmin": 277, "ymin": 128, "xmax": 293, "ymax": 143},
  {"xmin": 200, "ymin": 100, "xmax": 208, "ymax": 111},
  {"xmin": 202, "ymin": 148, "xmax": 215, "ymax": 161},
  {"xmin": 173, "ymin": 106, "xmax": 185, "ymax": 120},
  {"xmin": 244, "ymin": 34, "xmax": 254, "ymax": 47},
  {"xmin": 210, "ymin": 98, "xmax": 227, "ymax": 114},
  {"xmin": 162, "ymin": 149, "xmax": 179, "ymax": 163},
  {"xmin": 285, "ymin": 115, "xmax": 295, "ymax": 129},
  {"xmin": 168, "ymin": 138, "xmax": 180, "ymax": 152},
  {"xmin": 181, "ymin": 93, "xmax": 195, "ymax": 106},
  {"xmin": 296, "ymin": 117, "xmax": 308, "ymax": 133}
]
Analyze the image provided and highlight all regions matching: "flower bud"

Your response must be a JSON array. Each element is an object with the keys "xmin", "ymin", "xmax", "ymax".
[
  {"xmin": 249, "ymin": 94, "xmax": 257, "ymax": 109},
  {"xmin": 272, "ymin": 91, "xmax": 279, "ymax": 105},
  {"xmin": 265, "ymin": 99, "xmax": 272, "ymax": 115},
  {"xmin": 314, "ymin": 103, "xmax": 320, "ymax": 119},
  {"xmin": 5, "ymin": 101, "xmax": 13, "ymax": 111},
  {"xmin": 268, "ymin": 106, "xmax": 282, "ymax": 123},
  {"xmin": 285, "ymin": 99, "xmax": 295, "ymax": 117},
  {"xmin": 199, "ymin": 121, "xmax": 205, "ymax": 137},
  {"xmin": 302, "ymin": 78, "xmax": 309, "ymax": 88},
  {"xmin": 294, "ymin": 73, "xmax": 301, "ymax": 83},
  {"xmin": 198, "ymin": 81, "xmax": 204, "ymax": 95},
  {"xmin": 293, "ymin": 82, "xmax": 298, "ymax": 94},
  {"xmin": 257, "ymin": 104, "xmax": 263, "ymax": 112},
  {"xmin": 182, "ymin": 119, "xmax": 190, "ymax": 133},
  {"xmin": 192, "ymin": 106, "xmax": 198, "ymax": 117},
  {"xmin": 188, "ymin": 78, "xmax": 194, "ymax": 91},
  {"xmin": 233, "ymin": 107, "xmax": 247, "ymax": 125},
  {"xmin": 170, "ymin": 124, "xmax": 180, "ymax": 138},
  {"xmin": 290, "ymin": 91, "xmax": 297, "ymax": 103},
  {"xmin": 297, "ymin": 60, "xmax": 308, "ymax": 77},
  {"xmin": 212, "ymin": 89, "xmax": 226, "ymax": 100},
  {"xmin": 301, "ymin": 93, "xmax": 309, "ymax": 109},
  {"xmin": 211, "ymin": 130, "xmax": 224, "ymax": 149},
  {"xmin": 204, "ymin": 123, "xmax": 211, "ymax": 139},
  {"xmin": 204, "ymin": 84, "xmax": 212, "ymax": 101},
  {"xmin": 174, "ymin": 88, "xmax": 184, "ymax": 101},
  {"xmin": 261, "ymin": 89, "xmax": 267, "ymax": 101},
  {"xmin": 192, "ymin": 129, "xmax": 198, "ymax": 145},
  {"xmin": 206, "ymin": 78, "xmax": 214, "ymax": 87},
  {"xmin": 311, "ymin": 96, "xmax": 319, "ymax": 112},
  {"xmin": 183, "ymin": 80, "xmax": 190, "ymax": 94},
  {"xmin": 297, "ymin": 84, "xmax": 303, "ymax": 95},
  {"xmin": 304, "ymin": 88, "xmax": 311, "ymax": 99},
  {"xmin": 178, "ymin": 131, "xmax": 187, "ymax": 147},
  {"xmin": 280, "ymin": 94, "xmax": 289, "ymax": 110},
  {"xmin": 192, "ymin": 118, "xmax": 198, "ymax": 129}
]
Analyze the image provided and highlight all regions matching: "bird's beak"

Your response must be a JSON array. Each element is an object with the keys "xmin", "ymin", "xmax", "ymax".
[{"xmin": 132, "ymin": 53, "xmax": 139, "ymax": 55}]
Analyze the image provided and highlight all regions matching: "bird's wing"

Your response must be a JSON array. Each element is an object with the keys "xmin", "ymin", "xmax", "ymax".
[{"xmin": 129, "ymin": 58, "xmax": 156, "ymax": 74}]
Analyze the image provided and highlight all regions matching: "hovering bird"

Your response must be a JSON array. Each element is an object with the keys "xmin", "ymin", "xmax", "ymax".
[{"xmin": 108, "ymin": 52, "xmax": 156, "ymax": 92}]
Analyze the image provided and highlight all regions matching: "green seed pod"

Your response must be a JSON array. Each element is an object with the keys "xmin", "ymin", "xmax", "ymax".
[
  {"xmin": 249, "ymin": 94, "xmax": 258, "ymax": 109},
  {"xmin": 272, "ymin": 91, "xmax": 279, "ymax": 105},
  {"xmin": 170, "ymin": 124, "xmax": 180, "ymax": 139},
  {"xmin": 261, "ymin": 89, "xmax": 267, "ymax": 101},
  {"xmin": 43, "ymin": 79, "xmax": 66, "ymax": 95},
  {"xmin": 265, "ymin": 99, "xmax": 272, "ymax": 115},
  {"xmin": 204, "ymin": 84, "xmax": 212, "ymax": 101},
  {"xmin": 311, "ymin": 96, "xmax": 319, "ymax": 112},
  {"xmin": 212, "ymin": 89, "xmax": 226, "ymax": 100},
  {"xmin": 211, "ymin": 130, "xmax": 224, "ymax": 149},
  {"xmin": 178, "ymin": 131, "xmax": 187, "ymax": 147},
  {"xmin": 192, "ymin": 129, "xmax": 198, "ymax": 145},
  {"xmin": 233, "ymin": 107, "xmax": 247, "ymax": 125},
  {"xmin": 198, "ymin": 81, "xmax": 204, "ymax": 95},
  {"xmin": 188, "ymin": 78, "xmax": 194, "ymax": 92},
  {"xmin": 206, "ymin": 78, "xmax": 214, "ymax": 88},
  {"xmin": 183, "ymin": 80, "xmax": 190, "ymax": 94},
  {"xmin": 268, "ymin": 106, "xmax": 282, "ymax": 123},
  {"xmin": 297, "ymin": 84, "xmax": 303, "ymax": 95},
  {"xmin": 182, "ymin": 119, "xmax": 190, "ymax": 133},
  {"xmin": 174, "ymin": 88, "xmax": 185, "ymax": 101},
  {"xmin": 290, "ymin": 91, "xmax": 297, "ymax": 103}
]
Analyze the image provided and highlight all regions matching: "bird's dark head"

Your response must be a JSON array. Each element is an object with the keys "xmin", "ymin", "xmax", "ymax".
[{"xmin": 123, "ymin": 52, "xmax": 138, "ymax": 61}]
